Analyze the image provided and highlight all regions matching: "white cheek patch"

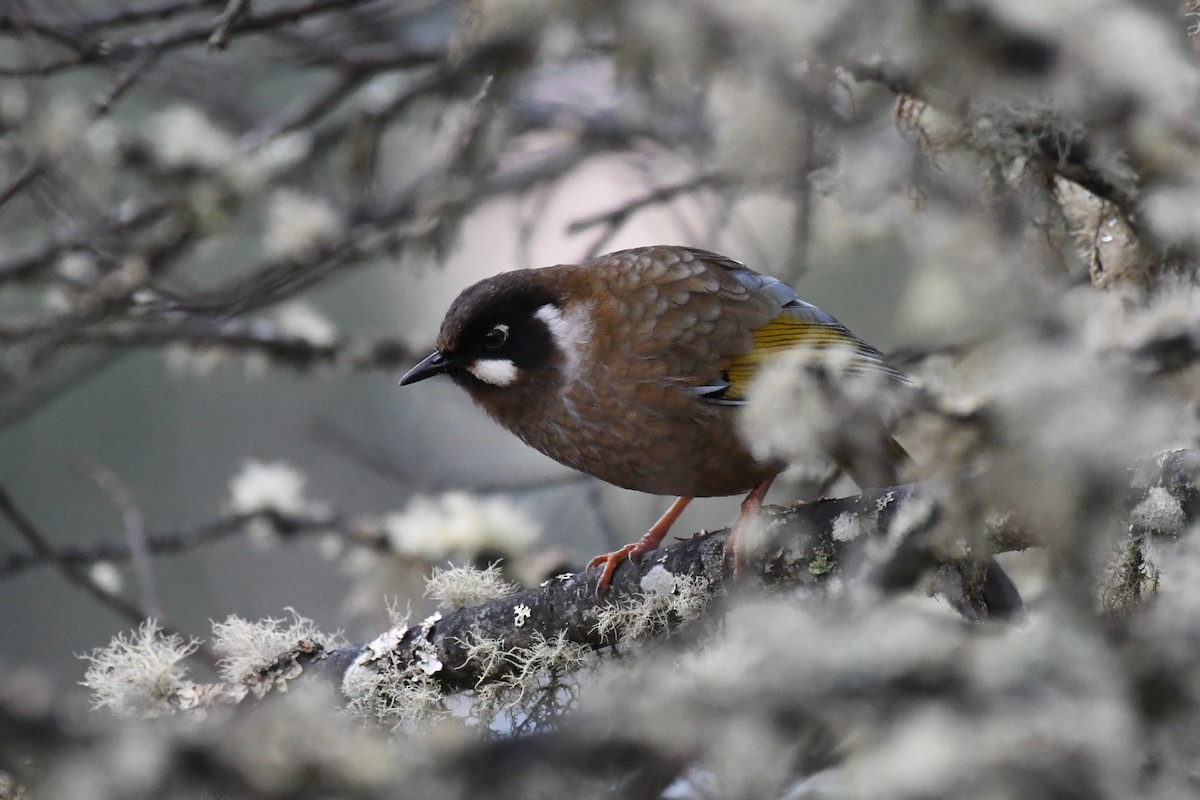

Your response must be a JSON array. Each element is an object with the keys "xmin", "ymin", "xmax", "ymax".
[
  {"xmin": 535, "ymin": 302, "xmax": 593, "ymax": 379},
  {"xmin": 467, "ymin": 358, "xmax": 519, "ymax": 387}
]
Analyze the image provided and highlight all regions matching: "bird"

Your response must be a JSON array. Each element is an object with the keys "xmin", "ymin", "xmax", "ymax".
[{"xmin": 400, "ymin": 245, "xmax": 1021, "ymax": 616}]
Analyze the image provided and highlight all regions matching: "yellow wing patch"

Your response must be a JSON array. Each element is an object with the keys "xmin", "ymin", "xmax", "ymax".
[{"xmin": 721, "ymin": 316, "xmax": 896, "ymax": 402}]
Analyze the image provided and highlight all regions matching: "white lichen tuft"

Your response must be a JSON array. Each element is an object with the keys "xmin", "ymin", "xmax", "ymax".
[
  {"xmin": 147, "ymin": 106, "xmax": 236, "ymax": 169},
  {"xmin": 506, "ymin": 630, "xmax": 590, "ymax": 687},
  {"xmin": 275, "ymin": 302, "xmax": 338, "ymax": 347},
  {"xmin": 1131, "ymin": 486, "xmax": 1186, "ymax": 538},
  {"xmin": 425, "ymin": 563, "xmax": 517, "ymax": 610},
  {"xmin": 40, "ymin": 99, "xmax": 86, "ymax": 156},
  {"xmin": 263, "ymin": 189, "xmax": 343, "ymax": 260},
  {"xmin": 81, "ymin": 620, "xmax": 199, "ymax": 718},
  {"xmin": 739, "ymin": 345, "xmax": 912, "ymax": 472},
  {"xmin": 472, "ymin": 631, "xmax": 591, "ymax": 725},
  {"xmin": 56, "ymin": 251, "xmax": 99, "ymax": 284},
  {"xmin": 343, "ymin": 609, "xmax": 449, "ymax": 728},
  {"xmin": 227, "ymin": 460, "xmax": 318, "ymax": 547},
  {"xmin": 831, "ymin": 511, "xmax": 867, "ymax": 543},
  {"xmin": 316, "ymin": 532, "xmax": 344, "ymax": 561},
  {"xmin": 594, "ymin": 566, "xmax": 713, "ymax": 642},
  {"xmin": 886, "ymin": 492, "xmax": 938, "ymax": 545},
  {"xmin": 164, "ymin": 344, "xmax": 230, "ymax": 377},
  {"xmin": 384, "ymin": 597, "xmax": 412, "ymax": 629},
  {"xmin": 88, "ymin": 561, "xmax": 123, "ymax": 595},
  {"xmin": 210, "ymin": 610, "xmax": 329, "ymax": 685},
  {"xmin": 227, "ymin": 130, "xmax": 313, "ymax": 189},
  {"xmin": 383, "ymin": 492, "xmax": 540, "ymax": 561},
  {"xmin": 459, "ymin": 633, "xmax": 509, "ymax": 686},
  {"xmin": 343, "ymin": 662, "xmax": 446, "ymax": 729},
  {"xmin": 228, "ymin": 459, "xmax": 309, "ymax": 516},
  {"xmin": 356, "ymin": 73, "xmax": 405, "ymax": 113}
]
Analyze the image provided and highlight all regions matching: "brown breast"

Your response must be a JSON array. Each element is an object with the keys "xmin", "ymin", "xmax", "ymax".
[{"xmin": 467, "ymin": 247, "xmax": 785, "ymax": 497}]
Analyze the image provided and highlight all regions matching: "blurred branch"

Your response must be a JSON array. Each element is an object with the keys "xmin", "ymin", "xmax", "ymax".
[
  {"xmin": 0, "ymin": 198, "xmax": 177, "ymax": 284},
  {"xmin": 848, "ymin": 59, "xmax": 1141, "ymax": 213},
  {"xmin": 0, "ymin": 507, "xmax": 378, "ymax": 579},
  {"xmin": 74, "ymin": 0, "xmax": 222, "ymax": 31},
  {"xmin": 566, "ymin": 174, "xmax": 727, "ymax": 235},
  {"xmin": 567, "ymin": 173, "xmax": 729, "ymax": 259},
  {"xmin": 0, "ymin": 315, "xmax": 423, "ymax": 371},
  {"xmin": 252, "ymin": 66, "xmax": 371, "ymax": 139},
  {"xmin": 0, "ymin": 0, "xmax": 396, "ymax": 76},
  {"xmin": 149, "ymin": 449, "xmax": 1199, "ymax": 707},
  {"xmin": 77, "ymin": 456, "xmax": 162, "ymax": 621},
  {"xmin": 0, "ymin": 485, "xmax": 196, "ymax": 642},
  {"xmin": 0, "ymin": 464, "xmax": 586, "ymax": 580},
  {"xmin": 302, "ymin": 450, "xmax": 1200, "ymax": 700},
  {"xmin": 207, "ymin": 0, "xmax": 249, "ymax": 51},
  {"xmin": 90, "ymin": 44, "xmax": 161, "ymax": 117},
  {"xmin": 0, "ymin": 158, "xmax": 44, "ymax": 213},
  {"xmin": 844, "ymin": 55, "xmax": 1180, "ymax": 283}
]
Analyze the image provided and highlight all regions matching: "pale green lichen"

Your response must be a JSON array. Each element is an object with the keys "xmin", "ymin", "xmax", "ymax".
[
  {"xmin": 424, "ymin": 563, "xmax": 517, "ymax": 610},
  {"xmin": 594, "ymin": 567, "xmax": 713, "ymax": 642},
  {"xmin": 343, "ymin": 660, "xmax": 446, "ymax": 729},
  {"xmin": 808, "ymin": 552, "xmax": 834, "ymax": 576},
  {"xmin": 471, "ymin": 631, "xmax": 590, "ymax": 730},
  {"xmin": 81, "ymin": 620, "xmax": 199, "ymax": 718},
  {"xmin": 210, "ymin": 609, "xmax": 331, "ymax": 685},
  {"xmin": 1130, "ymin": 486, "xmax": 1186, "ymax": 538}
]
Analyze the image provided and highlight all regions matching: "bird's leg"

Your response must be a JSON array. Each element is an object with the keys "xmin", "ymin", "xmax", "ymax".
[
  {"xmin": 588, "ymin": 496, "xmax": 693, "ymax": 594},
  {"xmin": 725, "ymin": 477, "xmax": 776, "ymax": 574}
]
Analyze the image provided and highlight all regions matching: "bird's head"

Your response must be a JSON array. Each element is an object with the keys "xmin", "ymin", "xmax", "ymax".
[{"xmin": 400, "ymin": 268, "xmax": 583, "ymax": 395}]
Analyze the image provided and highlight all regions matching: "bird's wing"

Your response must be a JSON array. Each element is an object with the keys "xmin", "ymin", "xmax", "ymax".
[{"xmin": 678, "ymin": 250, "xmax": 908, "ymax": 406}]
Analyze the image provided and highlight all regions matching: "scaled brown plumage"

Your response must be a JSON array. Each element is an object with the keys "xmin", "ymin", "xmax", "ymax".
[{"xmin": 401, "ymin": 246, "xmax": 1019, "ymax": 613}]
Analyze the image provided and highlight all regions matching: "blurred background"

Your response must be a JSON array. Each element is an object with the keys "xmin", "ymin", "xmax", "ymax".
[
  {"xmin": 0, "ymin": 0, "xmax": 930, "ymax": 685},
  {"xmin": 4, "ymin": 2, "xmax": 1200, "ymax": 796}
]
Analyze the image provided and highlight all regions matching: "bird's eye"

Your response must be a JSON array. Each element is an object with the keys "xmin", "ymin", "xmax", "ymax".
[{"xmin": 483, "ymin": 324, "xmax": 509, "ymax": 350}]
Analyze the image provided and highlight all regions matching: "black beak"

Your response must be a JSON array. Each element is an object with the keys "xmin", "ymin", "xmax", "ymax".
[{"xmin": 399, "ymin": 351, "xmax": 451, "ymax": 385}]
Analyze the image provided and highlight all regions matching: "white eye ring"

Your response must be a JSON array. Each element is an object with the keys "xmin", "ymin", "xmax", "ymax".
[{"xmin": 483, "ymin": 324, "xmax": 509, "ymax": 349}]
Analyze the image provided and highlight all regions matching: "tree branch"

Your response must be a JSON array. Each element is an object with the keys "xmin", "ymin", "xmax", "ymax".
[
  {"xmin": 331, "ymin": 450, "xmax": 1200, "ymax": 695},
  {"xmin": 0, "ymin": 485, "xmax": 207, "ymax": 655}
]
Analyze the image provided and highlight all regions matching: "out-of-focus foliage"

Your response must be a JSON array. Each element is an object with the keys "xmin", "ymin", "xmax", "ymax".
[{"xmin": 5, "ymin": 0, "xmax": 1200, "ymax": 797}]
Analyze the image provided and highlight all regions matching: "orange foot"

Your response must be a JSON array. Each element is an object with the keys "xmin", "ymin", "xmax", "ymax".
[
  {"xmin": 723, "ymin": 477, "xmax": 776, "ymax": 575},
  {"xmin": 588, "ymin": 496, "xmax": 692, "ymax": 594},
  {"xmin": 587, "ymin": 538, "xmax": 660, "ymax": 595}
]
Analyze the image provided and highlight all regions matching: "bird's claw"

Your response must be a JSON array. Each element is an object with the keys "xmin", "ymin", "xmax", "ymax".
[{"xmin": 587, "ymin": 540, "xmax": 655, "ymax": 596}]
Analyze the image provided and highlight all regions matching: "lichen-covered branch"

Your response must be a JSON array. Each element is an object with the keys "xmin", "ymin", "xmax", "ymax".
[{"xmin": 113, "ymin": 449, "xmax": 1196, "ymax": 716}]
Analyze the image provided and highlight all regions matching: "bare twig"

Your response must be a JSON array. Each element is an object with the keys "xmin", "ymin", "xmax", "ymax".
[
  {"xmin": 90, "ymin": 45, "xmax": 160, "ymax": 117},
  {"xmin": 78, "ymin": 456, "xmax": 162, "ymax": 621},
  {"xmin": 0, "ymin": 484, "xmax": 167, "ymax": 630},
  {"xmin": 207, "ymin": 0, "xmax": 249, "ymax": 51},
  {"xmin": 248, "ymin": 67, "xmax": 369, "ymax": 141},
  {"xmin": 76, "ymin": 0, "xmax": 221, "ymax": 31},
  {"xmin": 0, "ymin": 316, "xmax": 423, "ymax": 372},
  {"xmin": 0, "ymin": 198, "xmax": 176, "ymax": 284},
  {"xmin": 0, "ymin": 157, "xmax": 45, "ymax": 213},
  {"xmin": 566, "ymin": 174, "xmax": 726, "ymax": 235},
  {"xmin": 0, "ymin": 0, "xmax": 389, "ymax": 75},
  {"xmin": 0, "ymin": 508, "xmax": 367, "ymax": 579}
]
